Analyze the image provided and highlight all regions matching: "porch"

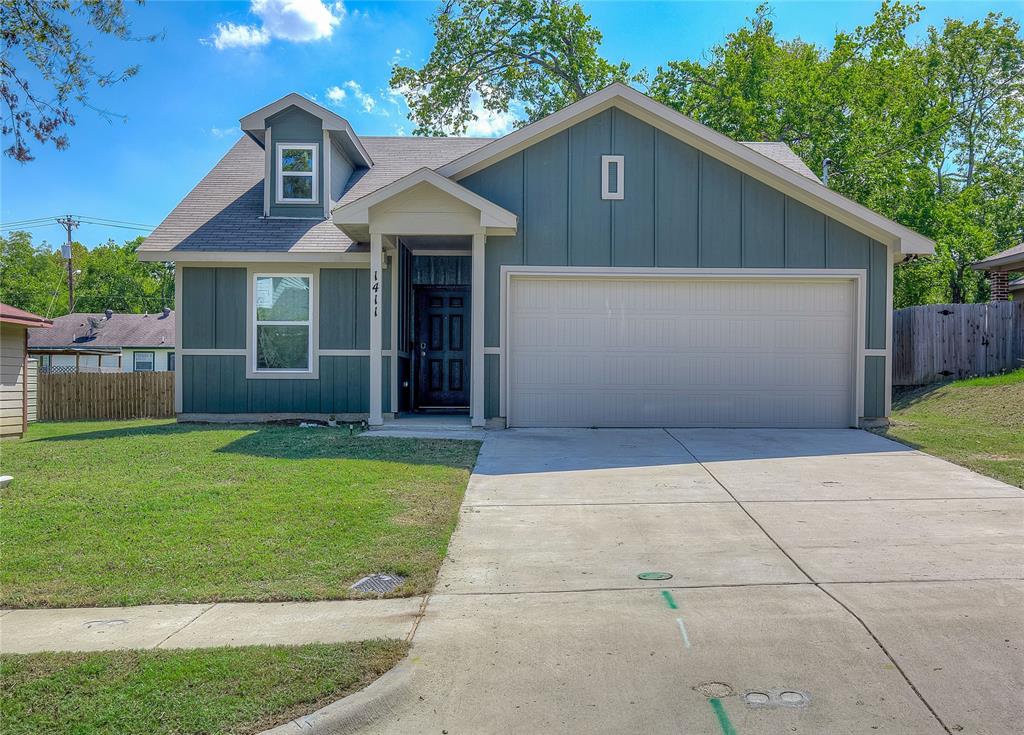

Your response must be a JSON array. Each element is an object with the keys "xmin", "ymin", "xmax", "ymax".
[{"xmin": 333, "ymin": 167, "xmax": 517, "ymax": 428}]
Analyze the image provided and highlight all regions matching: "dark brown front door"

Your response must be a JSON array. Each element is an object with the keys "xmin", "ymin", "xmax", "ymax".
[{"xmin": 416, "ymin": 288, "xmax": 469, "ymax": 408}]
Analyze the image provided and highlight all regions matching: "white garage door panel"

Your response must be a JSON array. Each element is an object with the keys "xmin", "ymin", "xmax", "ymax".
[{"xmin": 508, "ymin": 277, "xmax": 856, "ymax": 428}]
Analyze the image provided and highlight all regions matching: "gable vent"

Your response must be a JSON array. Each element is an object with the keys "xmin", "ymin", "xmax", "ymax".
[{"xmin": 601, "ymin": 155, "xmax": 624, "ymax": 200}]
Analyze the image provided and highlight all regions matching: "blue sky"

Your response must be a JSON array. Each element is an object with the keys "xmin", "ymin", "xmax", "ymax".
[{"xmin": 1, "ymin": 0, "xmax": 1016, "ymax": 248}]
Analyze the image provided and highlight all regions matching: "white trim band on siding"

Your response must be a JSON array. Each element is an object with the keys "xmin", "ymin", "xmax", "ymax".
[
  {"xmin": 182, "ymin": 349, "xmax": 397, "ymax": 357},
  {"xmin": 180, "ymin": 349, "xmax": 247, "ymax": 356}
]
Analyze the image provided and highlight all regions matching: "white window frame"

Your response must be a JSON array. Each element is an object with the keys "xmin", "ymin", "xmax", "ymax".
[
  {"xmin": 251, "ymin": 272, "xmax": 315, "ymax": 376},
  {"xmin": 276, "ymin": 143, "xmax": 319, "ymax": 204},
  {"xmin": 133, "ymin": 351, "xmax": 155, "ymax": 372},
  {"xmin": 601, "ymin": 154, "xmax": 624, "ymax": 200},
  {"xmin": 167, "ymin": 351, "xmax": 175, "ymax": 372}
]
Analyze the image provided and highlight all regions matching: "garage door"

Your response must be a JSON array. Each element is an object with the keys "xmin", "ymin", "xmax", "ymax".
[{"xmin": 507, "ymin": 276, "xmax": 856, "ymax": 428}]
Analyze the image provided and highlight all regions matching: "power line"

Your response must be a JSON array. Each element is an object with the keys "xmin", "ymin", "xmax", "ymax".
[
  {"xmin": 1, "ymin": 214, "xmax": 155, "ymax": 233},
  {"xmin": 70, "ymin": 215, "xmax": 156, "ymax": 228}
]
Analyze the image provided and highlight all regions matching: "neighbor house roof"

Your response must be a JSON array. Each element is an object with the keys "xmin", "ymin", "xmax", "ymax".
[
  {"xmin": 28, "ymin": 311, "xmax": 175, "ymax": 350},
  {"xmin": 0, "ymin": 303, "xmax": 53, "ymax": 329},
  {"xmin": 972, "ymin": 243, "xmax": 1024, "ymax": 273},
  {"xmin": 1009, "ymin": 276, "xmax": 1023, "ymax": 294}
]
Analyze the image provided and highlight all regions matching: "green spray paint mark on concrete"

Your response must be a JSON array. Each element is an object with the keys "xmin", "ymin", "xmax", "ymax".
[
  {"xmin": 660, "ymin": 590, "xmax": 678, "ymax": 609},
  {"xmin": 709, "ymin": 698, "xmax": 737, "ymax": 735}
]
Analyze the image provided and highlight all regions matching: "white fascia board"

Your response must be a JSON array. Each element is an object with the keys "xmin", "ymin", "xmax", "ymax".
[
  {"xmin": 332, "ymin": 167, "xmax": 518, "ymax": 230},
  {"xmin": 137, "ymin": 250, "xmax": 370, "ymax": 263},
  {"xmin": 240, "ymin": 92, "xmax": 372, "ymax": 167},
  {"xmin": 439, "ymin": 83, "xmax": 934, "ymax": 257}
]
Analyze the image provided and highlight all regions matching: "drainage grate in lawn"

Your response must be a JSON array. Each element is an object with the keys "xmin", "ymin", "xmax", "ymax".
[{"xmin": 350, "ymin": 573, "xmax": 406, "ymax": 594}]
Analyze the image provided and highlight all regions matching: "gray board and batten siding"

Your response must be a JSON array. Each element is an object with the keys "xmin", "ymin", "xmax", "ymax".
[
  {"xmin": 458, "ymin": 107, "xmax": 888, "ymax": 419},
  {"xmin": 178, "ymin": 107, "xmax": 888, "ymax": 420},
  {"xmin": 180, "ymin": 265, "xmax": 391, "ymax": 414}
]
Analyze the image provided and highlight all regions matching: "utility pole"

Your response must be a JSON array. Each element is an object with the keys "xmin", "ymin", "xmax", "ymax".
[{"xmin": 56, "ymin": 215, "xmax": 79, "ymax": 312}]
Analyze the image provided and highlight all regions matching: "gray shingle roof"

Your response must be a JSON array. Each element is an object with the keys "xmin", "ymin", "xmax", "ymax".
[
  {"xmin": 28, "ymin": 311, "xmax": 175, "ymax": 350},
  {"xmin": 140, "ymin": 136, "xmax": 490, "ymax": 255},
  {"xmin": 973, "ymin": 243, "xmax": 1024, "ymax": 271},
  {"xmin": 741, "ymin": 142, "xmax": 820, "ymax": 181},
  {"xmin": 140, "ymin": 134, "xmax": 817, "ymax": 256}
]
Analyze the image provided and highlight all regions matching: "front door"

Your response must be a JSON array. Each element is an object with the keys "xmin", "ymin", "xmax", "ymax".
[{"xmin": 415, "ymin": 288, "xmax": 469, "ymax": 409}]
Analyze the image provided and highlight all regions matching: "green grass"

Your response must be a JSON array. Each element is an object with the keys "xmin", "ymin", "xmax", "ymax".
[
  {"xmin": 877, "ymin": 369, "xmax": 1024, "ymax": 488},
  {"xmin": 0, "ymin": 420, "xmax": 479, "ymax": 608},
  {"xmin": 0, "ymin": 639, "xmax": 409, "ymax": 735}
]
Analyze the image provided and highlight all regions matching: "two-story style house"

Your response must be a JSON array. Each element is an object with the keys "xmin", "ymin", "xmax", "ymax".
[{"xmin": 139, "ymin": 84, "xmax": 934, "ymax": 429}]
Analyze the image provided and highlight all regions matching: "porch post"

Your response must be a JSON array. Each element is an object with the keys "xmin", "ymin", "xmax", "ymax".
[
  {"xmin": 369, "ymin": 232, "xmax": 384, "ymax": 426},
  {"xmin": 390, "ymin": 246, "xmax": 400, "ymax": 414},
  {"xmin": 471, "ymin": 231, "xmax": 486, "ymax": 427}
]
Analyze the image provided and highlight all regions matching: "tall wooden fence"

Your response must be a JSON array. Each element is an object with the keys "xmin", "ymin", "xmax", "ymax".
[
  {"xmin": 38, "ymin": 372, "xmax": 174, "ymax": 420},
  {"xmin": 893, "ymin": 301, "xmax": 1024, "ymax": 386}
]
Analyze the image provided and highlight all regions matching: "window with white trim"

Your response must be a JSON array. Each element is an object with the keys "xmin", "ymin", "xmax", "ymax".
[
  {"xmin": 167, "ymin": 352, "xmax": 175, "ymax": 372},
  {"xmin": 276, "ymin": 143, "xmax": 318, "ymax": 204},
  {"xmin": 253, "ymin": 274, "xmax": 312, "ymax": 372},
  {"xmin": 601, "ymin": 154, "xmax": 624, "ymax": 200},
  {"xmin": 134, "ymin": 351, "xmax": 155, "ymax": 372}
]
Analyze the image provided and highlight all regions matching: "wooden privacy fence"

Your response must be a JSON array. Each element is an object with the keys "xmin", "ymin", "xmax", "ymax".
[
  {"xmin": 38, "ymin": 371, "xmax": 174, "ymax": 420},
  {"xmin": 893, "ymin": 301, "xmax": 1024, "ymax": 386}
]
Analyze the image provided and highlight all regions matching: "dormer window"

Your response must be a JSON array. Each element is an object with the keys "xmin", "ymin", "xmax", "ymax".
[{"xmin": 276, "ymin": 143, "xmax": 318, "ymax": 204}]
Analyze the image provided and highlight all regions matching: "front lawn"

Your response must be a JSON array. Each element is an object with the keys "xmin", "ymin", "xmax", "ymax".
[
  {"xmin": 0, "ymin": 639, "xmax": 408, "ymax": 735},
  {"xmin": 0, "ymin": 420, "xmax": 479, "ymax": 608},
  {"xmin": 878, "ymin": 369, "xmax": 1024, "ymax": 488}
]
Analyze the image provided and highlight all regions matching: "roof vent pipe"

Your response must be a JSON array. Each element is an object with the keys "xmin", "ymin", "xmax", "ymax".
[
  {"xmin": 822, "ymin": 158, "xmax": 832, "ymax": 187},
  {"xmin": 162, "ymin": 306, "xmax": 171, "ymax": 317}
]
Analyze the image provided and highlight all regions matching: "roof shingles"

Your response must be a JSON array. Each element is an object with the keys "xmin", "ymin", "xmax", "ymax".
[
  {"xmin": 140, "ymin": 133, "xmax": 818, "ymax": 256},
  {"xmin": 29, "ymin": 312, "xmax": 175, "ymax": 350}
]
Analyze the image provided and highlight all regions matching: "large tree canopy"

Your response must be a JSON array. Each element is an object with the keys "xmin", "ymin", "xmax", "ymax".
[
  {"xmin": 1, "ymin": 0, "xmax": 158, "ymax": 162},
  {"xmin": 0, "ymin": 231, "xmax": 173, "ymax": 317},
  {"xmin": 395, "ymin": 1, "xmax": 1024, "ymax": 306},
  {"xmin": 390, "ymin": 0, "xmax": 643, "ymax": 135}
]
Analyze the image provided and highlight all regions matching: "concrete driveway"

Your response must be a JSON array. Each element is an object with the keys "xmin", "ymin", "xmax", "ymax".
[{"xmin": 330, "ymin": 429, "xmax": 1023, "ymax": 734}]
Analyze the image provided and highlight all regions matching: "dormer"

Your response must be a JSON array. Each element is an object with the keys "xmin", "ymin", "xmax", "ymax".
[{"xmin": 240, "ymin": 93, "xmax": 372, "ymax": 219}]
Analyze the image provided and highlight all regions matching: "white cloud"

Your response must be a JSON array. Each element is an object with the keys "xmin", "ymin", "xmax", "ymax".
[
  {"xmin": 326, "ymin": 86, "xmax": 347, "ymax": 104},
  {"xmin": 252, "ymin": 0, "xmax": 341, "ymax": 41},
  {"xmin": 208, "ymin": 22, "xmax": 270, "ymax": 50},
  {"xmin": 210, "ymin": 126, "xmax": 239, "ymax": 138},
  {"xmin": 344, "ymin": 80, "xmax": 377, "ymax": 113},
  {"xmin": 206, "ymin": 0, "xmax": 343, "ymax": 50},
  {"xmin": 462, "ymin": 92, "xmax": 517, "ymax": 137}
]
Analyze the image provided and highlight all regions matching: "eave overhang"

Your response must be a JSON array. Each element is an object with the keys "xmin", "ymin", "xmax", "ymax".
[
  {"xmin": 439, "ymin": 83, "xmax": 934, "ymax": 260},
  {"xmin": 240, "ymin": 92, "xmax": 373, "ymax": 168},
  {"xmin": 331, "ymin": 167, "xmax": 518, "ymax": 242}
]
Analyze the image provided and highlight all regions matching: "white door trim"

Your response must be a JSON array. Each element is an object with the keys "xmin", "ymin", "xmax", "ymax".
[{"xmin": 499, "ymin": 266, "xmax": 867, "ymax": 427}]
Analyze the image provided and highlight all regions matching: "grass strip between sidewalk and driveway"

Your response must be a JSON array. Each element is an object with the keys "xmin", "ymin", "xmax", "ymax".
[
  {"xmin": 0, "ymin": 639, "xmax": 409, "ymax": 735},
  {"xmin": 877, "ymin": 369, "xmax": 1024, "ymax": 488},
  {"xmin": 0, "ymin": 420, "xmax": 479, "ymax": 608}
]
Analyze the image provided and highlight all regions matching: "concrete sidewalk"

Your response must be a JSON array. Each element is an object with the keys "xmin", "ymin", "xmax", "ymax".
[{"xmin": 0, "ymin": 597, "xmax": 423, "ymax": 654}]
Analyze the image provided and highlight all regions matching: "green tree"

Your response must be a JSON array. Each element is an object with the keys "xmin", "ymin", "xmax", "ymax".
[
  {"xmin": 1, "ymin": 1, "xmax": 160, "ymax": 162},
  {"xmin": 390, "ymin": 0, "xmax": 643, "ymax": 135},
  {"xmin": 0, "ymin": 232, "xmax": 173, "ymax": 317},
  {"xmin": 0, "ymin": 230, "xmax": 66, "ymax": 315},
  {"xmin": 73, "ymin": 236, "xmax": 174, "ymax": 314},
  {"xmin": 649, "ymin": 3, "xmax": 1023, "ymax": 305}
]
